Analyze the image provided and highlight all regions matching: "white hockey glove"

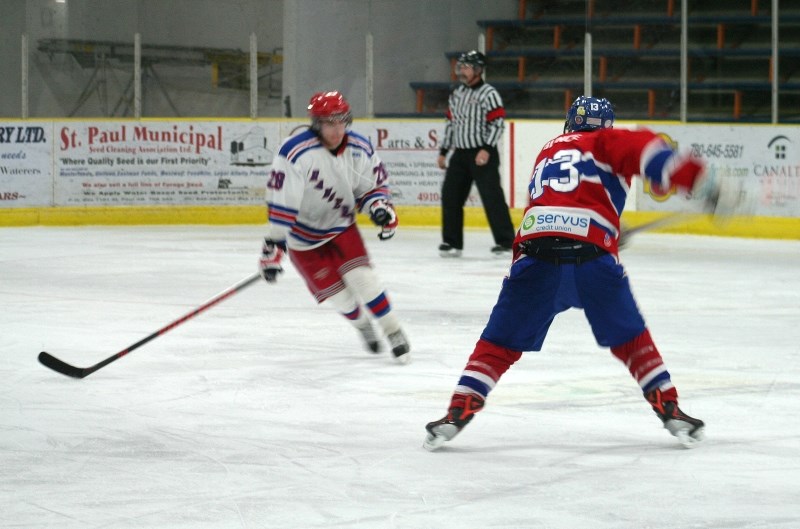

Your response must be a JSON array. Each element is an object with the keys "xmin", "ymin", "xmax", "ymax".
[
  {"xmin": 368, "ymin": 199, "xmax": 398, "ymax": 240},
  {"xmin": 259, "ymin": 238, "xmax": 285, "ymax": 283},
  {"xmin": 692, "ymin": 172, "xmax": 749, "ymax": 219}
]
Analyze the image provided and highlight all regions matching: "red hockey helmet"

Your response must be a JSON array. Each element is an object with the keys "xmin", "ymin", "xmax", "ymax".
[{"xmin": 308, "ymin": 91, "xmax": 352, "ymax": 128}]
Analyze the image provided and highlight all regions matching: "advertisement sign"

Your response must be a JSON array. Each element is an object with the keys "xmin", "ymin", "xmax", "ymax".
[
  {"xmin": 365, "ymin": 120, "xmax": 483, "ymax": 207},
  {"xmin": 653, "ymin": 125, "xmax": 800, "ymax": 217},
  {"xmin": 0, "ymin": 123, "xmax": 53, "ymax": 207},
  {"xmin": 53, "ymin": 121, "xmax": 282, "ymax": 206},
  {"xmin": 1, "ymin": 119, "xmax": 797, "ymax": 221}
]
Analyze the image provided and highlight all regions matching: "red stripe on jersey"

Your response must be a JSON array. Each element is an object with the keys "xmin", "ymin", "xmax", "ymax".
[
  {"xmin": 291, "ymin": 225, "xmax": 335, "ymax": 241},
  {"xmin": 287, "ymin": 138, "xmax": 320, "ymax": 161},
  {"xmin": 269, "ymin": 210, "xmax": 296, "ymax": 223}
]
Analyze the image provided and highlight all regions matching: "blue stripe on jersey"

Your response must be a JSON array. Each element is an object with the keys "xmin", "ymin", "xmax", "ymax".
[
  {"xmin": 289, "ymin": 232, "xmax": 331, "ymax": 245},
  {"xmin": 278, "ymin": 129, "xmax": 324, "ymax": 163},
  {"xmin": 589, "ymin": 219, "xmax": 615, "ymax": 238},
  {"xmin": 269, "ymin": 217, "xmax": 294, "ymax": 227},
  {"xmin": 346, "ymin": 131, "xmax": 375, "ymax": 156},
  {"xmin": 357, "ymin": 188, "xmax": 390, "ymax": 210},
  {"xmin": 294, "ymin": 220, "xmax": 346, "ymax": 236},
  {"xmin": 290, "ymin": 223, "xmax": 346, "ymax": 244},
  {"xmin": 288, "ymin": 143, "xmax": 324, "ymax": 163},
  {"xmin": 596, "ymin": 167, "xmax": 628, "ymax": 214},
  {"xmin": 643, "ymin": 150, "xmax": 672, "ymax": 187},
  {"xmin": 267, "ymin": 202, "xmax": 299, "ymax": 216},
  {"xmin": 278, "ymin": 129, "xmax": 316, "ymax": 156},
  {"xmin": 457, "ymin": 375, "xmax": 490, "ymax": 397}
]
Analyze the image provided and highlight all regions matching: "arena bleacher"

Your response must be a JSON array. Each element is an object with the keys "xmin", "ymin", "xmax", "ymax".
[{"xmin": 409, "ymin": 0, "xmax": 800, "ymax": 122}]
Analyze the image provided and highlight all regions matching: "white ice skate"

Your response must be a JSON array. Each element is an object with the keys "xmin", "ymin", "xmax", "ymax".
[
  {"xmin": 357, "ymin": 322, "xmax": 381, "ymax": 353},
  {"xmin": 387, "ymin": 329, "xmax": 410, "ymax": 364}
]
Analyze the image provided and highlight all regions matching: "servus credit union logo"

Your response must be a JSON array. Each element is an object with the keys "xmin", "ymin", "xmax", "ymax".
[
  {"xmin": 520, "ymin": 207, "xmax": 590, "ymax": 237},
  {"xmin": 642, "ymin": 133, "xmax": 679, "ymax": 202}
]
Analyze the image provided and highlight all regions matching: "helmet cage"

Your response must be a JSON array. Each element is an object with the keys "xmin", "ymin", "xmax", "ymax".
[
  {"xmin": 456, "ymin": 50, "xmax": 486, "ymax": 71},
  {"xmin": 311, "ymin": 112, "xmax": 353, "ymax": 130},
  {"xmin": 564, "ymin": 96, "xmax": 615, "ymax": 133}
]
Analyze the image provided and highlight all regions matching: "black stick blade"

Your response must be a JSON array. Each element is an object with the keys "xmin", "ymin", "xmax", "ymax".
[{"xmin": 38, "ymin": 352, "xmax": 90, "ymax": 379}]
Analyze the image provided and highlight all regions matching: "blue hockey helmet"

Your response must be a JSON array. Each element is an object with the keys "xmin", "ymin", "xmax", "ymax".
[{"xmin": 564, "ymin": 96, "xmax": 615, "ymax": 133}]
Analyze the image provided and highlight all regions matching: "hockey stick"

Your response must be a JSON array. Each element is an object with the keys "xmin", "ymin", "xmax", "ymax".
[
  {"xmin": 38, "ymin": 272, "xmax": 262, "ymax": 379},
  {"xmin": 619, "ymin": 212, "xmax": 692, "ymax": 248},
  {"xmin": 623, "ymin": 212, "xmax": 691, "ymax": 237}
]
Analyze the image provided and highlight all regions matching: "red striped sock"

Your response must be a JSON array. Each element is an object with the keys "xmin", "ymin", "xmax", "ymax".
[
  {"xmin": 611, "ymin": 329, "xmax": 678, "ymax": 401},
  {"xmin": 450, "ymin": 338, "xmax": 522, "ymax": 409}
]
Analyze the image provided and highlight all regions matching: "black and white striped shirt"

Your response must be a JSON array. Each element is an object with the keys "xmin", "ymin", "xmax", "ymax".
[{"xmin": 440, "ymin": 80, "xmax": 505, "ymax": 152}]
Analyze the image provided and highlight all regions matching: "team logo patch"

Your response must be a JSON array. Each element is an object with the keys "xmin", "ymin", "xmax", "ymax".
[
  {"xmin": 522, "ymin": 214, "xmax": 537, "ymax": 231},
  {"xmin": 520, "ymin": 207, "xmax": 591, "ymax": 237}
]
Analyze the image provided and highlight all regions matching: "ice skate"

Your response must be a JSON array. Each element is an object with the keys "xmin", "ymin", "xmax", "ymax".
[
  {"xmin": 356, "ymin": 322, "xmax": 381, "ymax": 353},
  {"xmin": 490, "ymin": 244, "xmax": 512, "ymax": 256},
  {"xmin": 387, "ymin": 329, "xmax": 410, "ymax": 364},
  {"xmin": 647, "ymin": 389, "xmax": 705, "ymax": 448},
  {"xmin": 438, "ymin": 243, "xmax": 462, "ymax": 258},
  {"xmin": 423, "ymin": 395, "xmax": 484, "ymax": 451}
]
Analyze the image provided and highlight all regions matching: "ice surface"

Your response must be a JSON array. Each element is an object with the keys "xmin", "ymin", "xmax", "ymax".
[{"xmin": 2, "ymin": 225, "xmax": 799, "ymax": 528}]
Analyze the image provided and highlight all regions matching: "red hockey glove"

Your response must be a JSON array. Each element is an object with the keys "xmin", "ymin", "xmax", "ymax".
[
  {"xmin": 259, "ymin": 238, "xmax": 285, "ymax": 283},
  {"xmin": 369, "ymin": 199, "xmax": 398, "ymax": 240}
]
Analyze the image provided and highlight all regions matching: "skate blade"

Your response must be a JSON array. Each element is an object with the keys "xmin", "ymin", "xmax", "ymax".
[
  {"xmin": 676, "ymin": 426, "xmax": 705, "ymax": 448},
  {"xmin": 393, "ymin": 351, "xmax": 411, "ymax": 365},
  {"xmin": 423, "ymin": 432, "xmax": 447, "ymax": 451}
]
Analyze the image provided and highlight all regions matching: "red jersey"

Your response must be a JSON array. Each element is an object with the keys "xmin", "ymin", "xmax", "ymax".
[{"xmin": 516, "ymin": 127, "xmax": 704, "ymax": 254}]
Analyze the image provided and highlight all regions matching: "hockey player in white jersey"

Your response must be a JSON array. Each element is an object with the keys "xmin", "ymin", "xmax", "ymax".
[{"xmin": 259, "ymin": 91, "xmax": 410, "ymax": 363}]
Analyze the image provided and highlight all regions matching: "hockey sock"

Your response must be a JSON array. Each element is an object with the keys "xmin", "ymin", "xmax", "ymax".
[
  {"xmin": 450, "ymin": 338, "xmax": 522, "ymax": 409},
  {"xmin": 611, "ymin": 328, "xmax": 678, "ymax": 402},
  {"xmin": 343, "ymin": 267, "xmax": 401, "ymax": 334},
  {"xmin": 328, "ymin": 289, "xmax": 370, "ymax": 329}
]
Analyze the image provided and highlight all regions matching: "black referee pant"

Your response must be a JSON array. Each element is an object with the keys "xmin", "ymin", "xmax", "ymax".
[{"xmin": 441, "ymin": 146, "xmax": 515, "ymax": 250}]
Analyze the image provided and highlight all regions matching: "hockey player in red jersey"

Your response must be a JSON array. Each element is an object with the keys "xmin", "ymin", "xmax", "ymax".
[
  {"xmin": 259, "ymin": 91, "xmax": 410, "ymax": 363},
  {"xmin": 424, "ymin": 95, "xmax": 745, "ymax": 449}
]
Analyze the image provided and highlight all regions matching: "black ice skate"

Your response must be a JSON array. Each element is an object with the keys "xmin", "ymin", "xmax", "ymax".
[
  {"xmin": 387, "ymin": 329, "xmax": 410, "ymax": 364},
  {"xmin": 647, "ymin": 388, "xmax": 705, "ymax": 448},
  {"xmin": 423, "ymin": 395, "xmax": 484, "ymax": 451},
  {"xmin": 490, "ymin": 244, "xmax": 512, "ymax": 256},
  {"xmin": 438, "ymin": 243, "xmax": 462, "ymax": 258}
]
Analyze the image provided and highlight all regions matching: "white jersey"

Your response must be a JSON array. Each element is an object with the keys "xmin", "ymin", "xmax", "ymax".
[{"xmin": 265, "ymin": 127, "xmax": 390, "ymax": 251}]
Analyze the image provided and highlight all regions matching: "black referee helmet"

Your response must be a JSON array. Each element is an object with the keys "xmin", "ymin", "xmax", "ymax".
[{"xmin": 457, "ymin": 50, "xmax": 486, "ymax": 69}]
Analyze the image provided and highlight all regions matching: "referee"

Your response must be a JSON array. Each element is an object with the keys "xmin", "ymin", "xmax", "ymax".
[{"xmin": 436, "ymin": 50, "xmax": 515, "ymax": 258}]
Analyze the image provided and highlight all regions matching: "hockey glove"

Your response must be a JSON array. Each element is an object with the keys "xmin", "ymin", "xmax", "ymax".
[
  {"xmin": 368, "ymin": 199, "xmax": 398, "ymax": 240},
  {"xmin": 259, "ymin": 238, "xmax": 285, "ymax": 283},
  {"xmin": 692, "ymin": 172, "xmax": 749, "ymax": 220}
]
